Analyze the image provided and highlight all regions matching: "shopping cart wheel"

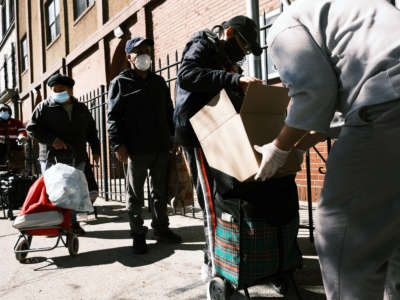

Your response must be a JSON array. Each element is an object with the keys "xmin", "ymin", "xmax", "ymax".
[
  {"xmin": 206, "ymin": 277, "xmax": 233, "ymax": 300},
  {"xmin": 67, "ymin": 233, "xmax": 79, "ymax": 256},
  {"xmin": 15, "ymin": 239, "xmax": 29, "ymax": 262}
]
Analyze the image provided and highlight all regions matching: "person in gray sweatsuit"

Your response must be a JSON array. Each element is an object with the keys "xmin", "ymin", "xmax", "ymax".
[{"xmin": 253, "ymin": 0, "xmax": 400, "ymax": 299}]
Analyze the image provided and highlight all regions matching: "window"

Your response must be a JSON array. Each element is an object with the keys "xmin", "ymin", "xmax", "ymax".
[
  {"xmin": 8, "ymin": 0, "xmax": 13, "ymax": 24},
  {"xmin": 1, "ymin": 3, "xmax": 6, "ymax": 37},
  {"xmin": 74, "ymin": 0, "xmax": 94, "ymax": 20},
  {"xmin": 10, "ymin": 43, "xmax": 16, "ymax": 87},
  {"xmin": 3, "ymin": 55, "xmax": 8, "ymax": 89},
  {"xmin": 260, "ymin": 8, "xmax": 281, "ymax": 80},
  {"xmin": 46, "ymin": 0, "xmax": 60, "ymax": 45},
  {"xmin": 21, "ymin": 35, "xmax": 28, "ymax": 72}
]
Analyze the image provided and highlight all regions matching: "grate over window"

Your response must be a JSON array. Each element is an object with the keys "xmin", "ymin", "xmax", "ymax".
[{"xmin": 260, "ymin": 8, "xmax": 282, "ymax": 80}]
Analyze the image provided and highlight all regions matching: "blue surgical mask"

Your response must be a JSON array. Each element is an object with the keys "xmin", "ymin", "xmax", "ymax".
[
  {"xmin": 52, "ymin": 91, "xmax": 70, "ymax": 103},
  {"xmin": 0, "ymin": 111, "xmax": 10, "ymax": 120}
]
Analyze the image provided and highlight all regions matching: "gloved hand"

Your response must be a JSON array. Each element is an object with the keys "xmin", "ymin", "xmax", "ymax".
[{"xmin": 254, "ymin": 142, "xmax": 290, "ymax": 181}]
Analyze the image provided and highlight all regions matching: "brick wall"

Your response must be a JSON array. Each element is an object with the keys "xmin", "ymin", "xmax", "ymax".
[
  {"xmin": 108, "ymin": 0, "xmax": 132, "ymax": 20},
  {"xmin": 296, "ymin": 142, "xmax": 329, "ymax": 202},
  {"xmin": 151, "ymin": 0, "xmax": 246, "ymax": 68},
  {"xmin": 67, "ymin": 1, "xmax": 98, "ymax": 53}
]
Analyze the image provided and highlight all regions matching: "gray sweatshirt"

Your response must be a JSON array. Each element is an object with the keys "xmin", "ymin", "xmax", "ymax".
[{"xmin": 267, "ymin": 0, "xmax": 400, "ymax": 133}]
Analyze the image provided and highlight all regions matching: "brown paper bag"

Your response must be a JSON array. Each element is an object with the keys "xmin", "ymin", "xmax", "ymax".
[{"xmin": 167, "ymin": 149, "xmax": 194, "ymax": 209}]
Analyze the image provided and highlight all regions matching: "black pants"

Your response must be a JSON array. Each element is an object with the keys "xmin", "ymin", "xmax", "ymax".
[
  {"xmin": 126, "ymin": 151, "xmax": 169, "ymax": 236},
  {"xmin": 182, "ymin": 146, "xmax": 215, "ymax": 211}
]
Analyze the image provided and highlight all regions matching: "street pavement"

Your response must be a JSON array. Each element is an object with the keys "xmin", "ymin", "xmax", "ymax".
[{"xmin": 0, "ymin": 199, "xmax": 326, "ymax": 300}]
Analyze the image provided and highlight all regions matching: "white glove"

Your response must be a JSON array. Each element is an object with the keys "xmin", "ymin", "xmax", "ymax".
[{"xmin": 254, "ymin": 142, "xmax": 290, "ymax": 181}]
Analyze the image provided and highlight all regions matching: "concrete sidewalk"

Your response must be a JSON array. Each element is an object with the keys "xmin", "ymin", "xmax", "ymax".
[{"xmin": 0, "ymin": 199, "xmax": 326, "ymax": 300}]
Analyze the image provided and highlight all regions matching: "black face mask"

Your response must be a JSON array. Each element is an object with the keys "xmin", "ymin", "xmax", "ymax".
[{"xmin": 224, "ymin": 37, "xmax": 245, "ymax": 63}]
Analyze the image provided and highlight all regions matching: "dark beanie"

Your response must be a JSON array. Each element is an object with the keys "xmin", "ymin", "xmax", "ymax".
[{"xmin": 47, "ymin": 74, "xmax": 75, "ymax": 87}]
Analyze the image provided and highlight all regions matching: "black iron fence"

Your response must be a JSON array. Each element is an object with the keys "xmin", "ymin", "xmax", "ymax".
[{"xmin": 78, "ymin": 86, "xmax": 154, "ymax": 209}]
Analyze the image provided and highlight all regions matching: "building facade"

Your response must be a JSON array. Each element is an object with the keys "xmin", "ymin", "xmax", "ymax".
[
  {"xmin": 16, "ymin": 0, "xmax": 283, "ymax": 117},
  {"xmin": 0, "ymin": 0, "xmax": 18, "ymax": 118}
]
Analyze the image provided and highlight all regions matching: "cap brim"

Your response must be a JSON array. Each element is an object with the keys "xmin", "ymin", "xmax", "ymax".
[{"xmin": 135, "ymin": 38, "xmax": 154, "ymax": 48}]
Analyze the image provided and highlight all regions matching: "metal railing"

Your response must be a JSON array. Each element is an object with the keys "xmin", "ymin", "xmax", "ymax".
[{"xmin": 78, "ymin": 86, "xmax": 155, "ymax": 211}]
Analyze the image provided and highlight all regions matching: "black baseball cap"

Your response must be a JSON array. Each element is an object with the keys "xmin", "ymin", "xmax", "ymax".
[
  {"xmin": 47, "ymin": 74, "xmax": 75, "ymax": 88},
  {"xmin": 225, "ymin": 15, "xmax": 262, "ymax": 56},
  {"xmin": 0, "ymin": 103, "xmax": 11, "ymax": 112},
  {"xmin": 125, "ymin": 37, "xmax": 154, "ymax": 54}
]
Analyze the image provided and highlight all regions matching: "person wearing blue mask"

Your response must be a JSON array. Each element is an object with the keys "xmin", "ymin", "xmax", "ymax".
[
  {"xmin": 0, "ymin": 103, "xmax": 27, "ymax": 172},
  {"xmin": 27, "ymin": 73, "xmax": 101, "ymax": 235}
]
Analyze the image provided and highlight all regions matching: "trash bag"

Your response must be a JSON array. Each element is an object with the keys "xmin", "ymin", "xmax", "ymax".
[
  {"xmin": 167, "ymin": 149, "xmax": 194, "ymax": 209},
  {"xmin": 13, "ymin": 176, "xmax": 72, "ymax": 235},
  {"xmin": 43, "ymin": 163, "xmax": 93, "ymax": 212}
]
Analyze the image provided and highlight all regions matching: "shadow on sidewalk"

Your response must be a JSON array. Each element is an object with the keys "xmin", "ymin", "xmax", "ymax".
[
  {"xmin": 82, "ymin": 225, "xmax": 205, "ymax": 243},
  {"xmin": 85, "ymin": 204, "xmax": 153, "ymax": 225},
  {"xmin": 29, "ymin": 242, "xmax": 204, "ymax": 270}
]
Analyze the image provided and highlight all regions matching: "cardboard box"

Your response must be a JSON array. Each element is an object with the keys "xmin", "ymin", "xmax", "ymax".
[{"xmin": 190, "ymin": 83, "xmax": 300, "ymax": 182}]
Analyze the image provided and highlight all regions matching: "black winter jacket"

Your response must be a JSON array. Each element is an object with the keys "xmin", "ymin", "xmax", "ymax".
[
  {"xmin": 174, "ymin": 31, "xmax": 299, "ymax": 224},
  {"xmin": 174, "ymin": 30, "xmax": 243, "ymax": 146},
  {"xmin": 107, "ymin": 69, "xmax": 174, "ymax": 155},
  {"xmin": 27, "ymin": 97, "xmax": 100, "ymax": 164}
]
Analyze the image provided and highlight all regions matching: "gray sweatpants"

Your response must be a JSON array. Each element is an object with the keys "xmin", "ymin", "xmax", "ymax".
[
  {"xmin": 315, "ymin": 101, "xmax": 400, "ymax": 300},
  {"xmin": 125, "ymin": 151, "xmax": 169, "ymax": 236}
]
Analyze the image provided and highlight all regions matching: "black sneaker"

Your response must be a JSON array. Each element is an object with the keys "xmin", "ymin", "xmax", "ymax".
[
  {"xmin": 71, "ymin": 222, "xmax": 86, "ymax": 236},
  {"xmin": 132, "ymin": 233, "xmax": 148, "ymax": 254},
  {"xmin": 153, "ymin": 228, "xmax": 182, "ymax": 243}
]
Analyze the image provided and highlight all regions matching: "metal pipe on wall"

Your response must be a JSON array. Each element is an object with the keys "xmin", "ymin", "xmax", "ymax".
[{"xmin": 246, "ymin": 0, "xmax": 262, "ymax": 78}]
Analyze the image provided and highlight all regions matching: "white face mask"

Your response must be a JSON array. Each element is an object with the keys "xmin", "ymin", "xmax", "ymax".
[{"xmin": 134, "ymin": 54, "xmax": 151, "ymax": 71}]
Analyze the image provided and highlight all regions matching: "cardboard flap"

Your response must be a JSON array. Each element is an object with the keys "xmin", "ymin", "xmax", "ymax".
[
  {"xmin": 190, "ymin": 89, "xmax": 237, "ymax": 141},
  {"xmin": 240, "ymin": 84, "xmax": 290, "ymax": 114},
  {"xmin": 199, "ymin": 115, "xmax": 259, "ymax": 182}
]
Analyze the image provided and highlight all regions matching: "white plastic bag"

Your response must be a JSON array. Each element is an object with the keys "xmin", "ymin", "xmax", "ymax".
[{"xmin": 43, "ymin": 163, "xmax": 94, "ymax": 213}]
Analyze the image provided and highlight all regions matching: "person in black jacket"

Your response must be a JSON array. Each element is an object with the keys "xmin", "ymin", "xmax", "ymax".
[
  {"xmin": 27, "ymin": 74, "xmax": 101, "ymax": 235},
  {"xmin": 174, "ymin": 16, "xmax": 302, "ymax": 291},
  {"xmin": 107, "ymin": 37, "xmax": 181, "ymax": 255},
  {"xmin": 174, "ymin": 15, "xmax": 263, "ymax": 209},
  {"xmin": 174, "ymin": 15, "xmax": 263, "ymax": 277}
]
